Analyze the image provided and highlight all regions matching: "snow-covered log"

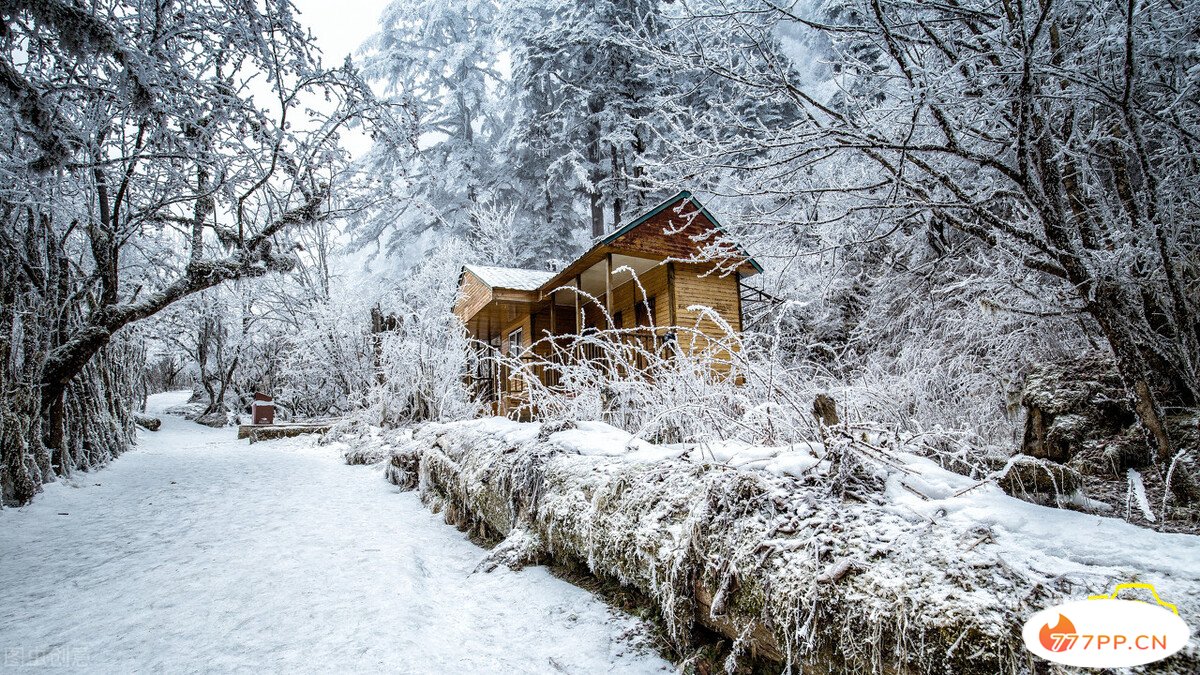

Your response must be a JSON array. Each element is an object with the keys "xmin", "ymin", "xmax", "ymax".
[
  {"xmin": 239, "ymin": 424, "xmax": 333, "ymax": 443},
  {"xmin": 390, "ymin": 419, "xmax": 1200, "ymax": 673}
]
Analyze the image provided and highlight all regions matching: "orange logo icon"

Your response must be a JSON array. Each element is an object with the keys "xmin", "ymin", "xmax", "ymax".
[{"xmin": 1039, "ymin": 614, "xmax": 1077, "ymax": 652}]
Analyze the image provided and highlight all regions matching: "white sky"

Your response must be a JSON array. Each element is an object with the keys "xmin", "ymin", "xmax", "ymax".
[
  {"xmin": 292, "ymin": 0, "xmax": 391, "ymax": 65},
  {"xmin": 291, "ymin": 0, "xmax": 394, "ymax": 158}
]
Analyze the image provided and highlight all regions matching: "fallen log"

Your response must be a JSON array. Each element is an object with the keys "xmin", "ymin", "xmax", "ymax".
[
  {"xmin": 238, "ymin": 424, "xmax": 331, "ymax": 442},
  {"xmin": 406, "ymin": 421, "xmax": 1030, "ymax": 673},
  {"xmin": 134, "ymin": 414, "xmax": 161, "ymax": 431},
  {"xmin": 370, "ymin": 419, "xmax": 1200, "ymax": 674}
]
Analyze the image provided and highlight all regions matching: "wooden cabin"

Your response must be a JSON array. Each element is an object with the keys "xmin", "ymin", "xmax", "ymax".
[{"xmin": 452, "ymin": 190, "xmax": 762, "ymax": 416}]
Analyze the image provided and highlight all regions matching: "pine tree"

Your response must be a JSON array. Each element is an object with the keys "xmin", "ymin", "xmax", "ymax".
[
  {"xmin": 355, "ymin": 0, "xmax": 507, "ymax": 264},
  {"xmin": 500, "ymin": 0, "xmax": 664, "ymax": 242}
]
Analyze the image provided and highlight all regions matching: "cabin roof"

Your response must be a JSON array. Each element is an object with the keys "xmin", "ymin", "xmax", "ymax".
[{"xmin": 462, "ymin": 264, "xmax": 556, "ymax": 291}]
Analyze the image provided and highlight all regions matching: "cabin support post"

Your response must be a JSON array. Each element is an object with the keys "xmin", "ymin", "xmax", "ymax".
[
  {"xmin": 666, "ymin": 262, "xmax": 678, "ymax": 326},
  {"xmin": 494, "ymin": 320, "xmax": 500, "ymax": 411},
  {"xmin": 734, "ymin": 272, "xmax": 744, "ymax": 333},
  {"xmin": 484, "ymin": 313, "xmax": 491, "ymax": 406},
  {"xmin": 549, "ymin": 292, "xmax": 557, "ymax": 339},
  {"xmin": 574, "ymin": 274, "xmax": 582, "ymax": 334},
  {"xmin": 605, "ymin": 253, "xmax": 613, "ymax": 326}
]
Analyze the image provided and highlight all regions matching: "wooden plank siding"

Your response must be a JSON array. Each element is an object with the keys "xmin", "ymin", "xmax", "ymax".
[
  {"xmin": 606, "ymin": 208, "xmax": 741, "ymax": 271},
  {"xmin": 672, "ymin": 263, "xmax": 741, "ymax": 333},
  {"xmin": 452, "ymin": 269, "xmax": 493, "ymax": 326},
  {"xmin": 671, "ymin": 263, "xmax": 742, "ymax": 370}
]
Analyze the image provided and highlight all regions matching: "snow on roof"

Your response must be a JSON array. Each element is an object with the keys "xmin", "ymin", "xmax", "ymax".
[{"xmin": 463, "ymin": 264, "xmax": 556, "ymax": 291}]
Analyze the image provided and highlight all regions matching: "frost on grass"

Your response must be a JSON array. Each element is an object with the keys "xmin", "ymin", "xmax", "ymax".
[
  {"xmin": 369, "ymin": 418, "xmax": 1200, "ymax": 674},
  {"xmin": 475, "ymin": 528, "xmax": 546, "ymax": 573}
]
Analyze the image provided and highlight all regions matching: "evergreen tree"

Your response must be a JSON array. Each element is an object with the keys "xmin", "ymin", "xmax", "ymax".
[
  {"xmin": 355, "ymin": 0, "xmax": 507, "ymax": 264},
  {"xmin": 500, "ymin": 0, "xmax": 664, "ymax": 242}
]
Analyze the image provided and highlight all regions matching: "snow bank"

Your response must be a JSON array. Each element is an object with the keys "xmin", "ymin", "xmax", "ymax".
[{"xmin": 360, "ymin": 418, "xmax": 1200, "ymax": 673}]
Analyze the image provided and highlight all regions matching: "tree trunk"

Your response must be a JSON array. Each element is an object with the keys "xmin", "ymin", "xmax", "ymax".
[
  {"xmin": 2, "ymin": 410, "xmax": 40, "ymax": 505},
  {"xmin": 43, "ymin": 390, "xmax": 65, "ymax": 472},
  {"xmin": 589, "ymin": 192, "xmax": 604, "ymax": 238},
  {"xmin": 610, "ymin": 144, "xmax": 623, "ymax": 228},
  {"xmin": 1087, "ymin": 284, "xmax": 1175, "ymax": 461}
]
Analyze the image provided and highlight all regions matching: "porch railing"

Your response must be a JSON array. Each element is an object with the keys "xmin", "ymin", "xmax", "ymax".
[{"xmin": 468, "ymin": 329, "xmax": 670, "ymax": 405}]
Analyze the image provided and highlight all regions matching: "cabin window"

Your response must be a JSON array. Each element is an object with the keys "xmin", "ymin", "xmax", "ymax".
[
  {"xmin": 635, "ymin": 296, "xmax": 656, "ymax": 327},
  {"xmin": 507, "ymin": 328, "xmax": 523, "ymax": 356},
  {"xmin": 612, "ymin": 311, "xmax": 623, "ymax": 329}
]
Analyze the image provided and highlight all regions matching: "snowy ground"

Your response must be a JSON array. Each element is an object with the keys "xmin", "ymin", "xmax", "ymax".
[{"xmin": 0, "ymin": 392, "xmax": 670, "ymax": 673}]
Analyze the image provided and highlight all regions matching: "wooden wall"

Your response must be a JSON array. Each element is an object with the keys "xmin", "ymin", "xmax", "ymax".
[
  {"xmin": 453, "ymin": 270, "xmax": 492, "ymax": 329},
  {"xmin": 670, "ymin": 263, "xmax": 741, "ymax": 368},
  {"xmin": 607, "ymin": 202, "xmax": 750, "ymax": 272},
  {"xmin": 526, "ymin": 262, "xmax": 740, "ymax": 345},
  {"xmin": 500, "ymin": 312, "xmax": 533, "ymax": 351},
  {"xmin": 672, "ymin": 262, "xmax": 740, "ymax": 332},
  {"xmin": 531, "ymin": 304, "xmax": 571, "ymax": 358}
]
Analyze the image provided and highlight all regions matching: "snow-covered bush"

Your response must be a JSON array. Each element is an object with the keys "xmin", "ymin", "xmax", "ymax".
[
  {"xmin": 485, "ymin": 285, "xmax": 1006, "ymax": 479},
  {"xmin": 351, "ymin": 244, "xmax": 481, "ymax": 427},
  {"xmin": 360, "ymin": 311, "xmax": 479, "ymax": 426},
  {"xmin": 493, "ymin": 313, "xmax": 813, "ymax": 439},
  {"xmin": 277, "ymin": 292, "xmax": 376, "ymax": 419}
]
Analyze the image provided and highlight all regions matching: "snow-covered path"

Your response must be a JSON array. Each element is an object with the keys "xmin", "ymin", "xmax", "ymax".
[{"xmin": 0, "ymin": 392, "xmax": 670, "ymax": 673}]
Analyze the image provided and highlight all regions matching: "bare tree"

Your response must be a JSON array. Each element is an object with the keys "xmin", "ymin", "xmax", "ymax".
[
  {"xmin": 646, "ymin": 0, "xmax": 1198, "ymax": 459},
  {"xmin": 0, "ymin": 0, "xmax": 402, "ymax": 502}
]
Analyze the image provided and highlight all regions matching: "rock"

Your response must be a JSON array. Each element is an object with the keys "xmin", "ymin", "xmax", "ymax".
[
  {"xmin": 343, "ymin": 445, "xmax": 390, "ymax": 465},
  {"xmin": 1016, "ymin": 355, "xmax": 1200, "ymax": 521},
  {"xmin": 385, "ymin": 446, "xmax": 422, "ymax": 490},
  {"xmin": 537, "ymin": 419, "xmax": 576, "ymax": 441},
  {"xmin": 134, "ymin": 414, "xmax": 161, "ymax": 431},
  {"xmin": 813, "ymin": 394, "xmax": 840, "ymax": 428},
  {"xmin": 194, "ymin": 411, "xmax": 229, "ymax": 428},
  {"xmin": 1064, "ymin": 429, "xmax": 1153, "ymax": 479},
  {"xmin": 474, "ymin": 528, "xmax": 545, "ymax": 572},
  {"xmin": 998, "ymin": 455, "xmax": 1083, "ymax": 499},
  {"xmin": 1021, "ymin": 353, "xmax": 1134, "ymax": 464}
]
